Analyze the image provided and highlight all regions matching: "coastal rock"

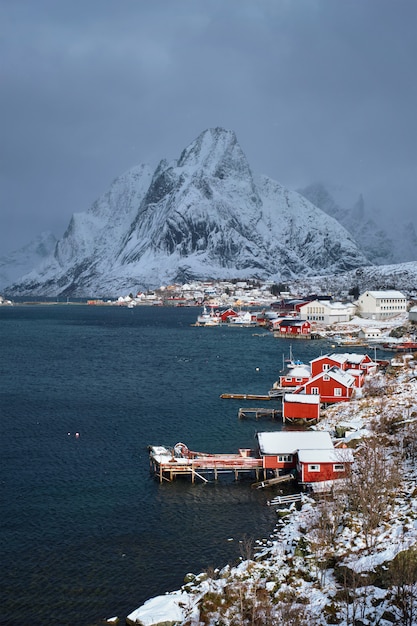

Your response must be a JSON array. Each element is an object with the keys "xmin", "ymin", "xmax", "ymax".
[{"xmin": 126, "ymin": 590, "xmax": 191, "ymax": 626}]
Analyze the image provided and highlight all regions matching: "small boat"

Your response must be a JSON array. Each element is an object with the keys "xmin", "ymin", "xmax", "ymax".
[
  {"xmin": 195, "ymin": 305, "xmax": 221, "ymax": 326},
  {"xmin": 283, "ymin": 345, "xmax": 305, "ymax": 369},
  {"xmin": 383, "ymin": 340, "xmax": 417, "ymax": 352}
]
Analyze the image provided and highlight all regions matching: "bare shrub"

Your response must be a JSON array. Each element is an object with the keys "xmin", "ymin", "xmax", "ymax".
[
  {"xmin": 346, "ymin": 437, "xmax": 401, "ymax": 548},
  {"xmin": 362, "ymin": 374, "xmax": 387, "ymax": 397},
  {"xmin": 403, "ymin": 421, "xmax": 417, "ymax": 462}
]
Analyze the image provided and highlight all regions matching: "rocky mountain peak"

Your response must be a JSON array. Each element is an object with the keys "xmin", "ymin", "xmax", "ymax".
[{"xmin": 6, "ymin": 129, "xmax": 371, "ymax": 297}]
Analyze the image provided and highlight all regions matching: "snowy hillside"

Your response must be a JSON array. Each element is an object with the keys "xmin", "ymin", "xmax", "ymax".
[
  {"xmin": 126, "ymin": 352, "xmax": 417, "ymax": 626},
  {"xmin": 290, "ymin": 260, "xmax": 417, "ymax": 297},
  {"xmin": 6, "ymin": 128, "xmax": 370, "ymax": 298}
]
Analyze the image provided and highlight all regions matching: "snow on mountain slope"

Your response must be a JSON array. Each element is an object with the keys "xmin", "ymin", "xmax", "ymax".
[
  {"xmin": 7, "ymin": 128, "xmax": 370, "ymax": 297},
  {"xmin": 0, "ymin": 231, "xmax": 57, "ymax": 291},
  {"xmin": 299, "ymin": 182, "xmax": 417, "ymax": 265}
]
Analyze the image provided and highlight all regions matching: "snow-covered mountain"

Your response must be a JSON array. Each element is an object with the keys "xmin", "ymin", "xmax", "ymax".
[
  {"xmin": 6, "ymin": 128, "xmax": 371, "ymax": 297},
  {"xmin": 298, "ymin": 182, "xmax": 417, "ymax": 265},
  {"xmin": 0, "ymin": 231, "xmax": 57, "ymax": 291}
]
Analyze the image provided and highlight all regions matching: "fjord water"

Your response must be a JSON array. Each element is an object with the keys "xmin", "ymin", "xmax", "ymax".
[{"xmin": 0, "ymin": 305, "xmax": 327, "ymax": 625}]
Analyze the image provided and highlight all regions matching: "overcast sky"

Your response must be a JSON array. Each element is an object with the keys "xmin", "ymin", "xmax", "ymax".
[{"xmin": 1, "ymin": 0, "xmax": 416, "ymax": 254}]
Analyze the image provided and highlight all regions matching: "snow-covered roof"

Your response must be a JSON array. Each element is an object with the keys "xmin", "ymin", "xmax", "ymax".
[
  {"xmin": 334, "ymin": 352, "xmax": 368, "ymax": 364},
  {"xmin": 347, "ymin": 369, "xmax": 363, "ymax": 378},
  {"xmin": 365, "ymin": 290, "xmax": 406, "ymax": 299},
  {"xmin": 284, "ymin": 393, "xmax": 320, "ymax": 405},
  {"xmin": 326, "ymin": 353, "xmax": 349, "ymax": 365},
  {"xmin": 257, "ymin": 431, "xmax": 332, "ymax": 455},
  {"xmin": 297, "ymin": 448, "xmax": 354, "ymax": 463}
]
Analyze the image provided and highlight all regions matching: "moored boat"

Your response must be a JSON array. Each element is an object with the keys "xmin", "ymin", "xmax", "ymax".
[{"xmin": 195, "ymin": 305, "xmax": 221, "ymax": 326}]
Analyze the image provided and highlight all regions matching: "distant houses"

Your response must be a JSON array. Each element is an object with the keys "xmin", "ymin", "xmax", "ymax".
[{"xmin": 272, "ymin": 319, "xmax": 311, "ymax": 337}]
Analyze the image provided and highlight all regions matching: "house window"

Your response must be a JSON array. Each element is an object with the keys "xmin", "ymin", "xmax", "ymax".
[
  {"xmin": 323, "ymin": 364, "xmax": 330, "ymax": 371},
  {"xmin": 278, "ymin": 454, "xmax": 293, "ymax": 463},
  {"xmin": 295, "ymin": 377, "xmax": 302, "ymax": 382},
  {"xmin": 311, "ymin": 387, "xmax": 319, "ymax": 395},
  {"xmin": 323, "ymin": 375, "xmax": 330, "ymax": 381},
  {"xmin": 308, "ymin": 464, "xmax": 320, "ymax": 472},
  {"xmin": 334, "ymin": 464, "xmax": 345, "ymax": 472},
  {"xmin": 334, "ymin": 388, "xmax": 342, "ymax": 396}
]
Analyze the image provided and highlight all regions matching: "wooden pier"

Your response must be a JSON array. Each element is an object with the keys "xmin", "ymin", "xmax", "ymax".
[
  {"xmin": 238, "ymin": 407, "xmax": 281, "ymax": 420},
  {"xmin": 149, "ymin": 443, "xmax": 265, "ymax": 483},
  {"xmin": 220, "ymin": 393, "xmax": 273, "ymax": 401}
]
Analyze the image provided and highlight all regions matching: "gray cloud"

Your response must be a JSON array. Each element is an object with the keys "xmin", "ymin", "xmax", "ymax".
[{"xmin": 1, "ymin": 0, "xmax": 416, "ymax": 253}]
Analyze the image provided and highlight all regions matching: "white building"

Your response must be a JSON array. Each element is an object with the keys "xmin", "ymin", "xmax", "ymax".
[
  {"xmin": 299, "ymin": 300, "xmax": 356, "ymax": 324},
  {"xmin": 358, "ymin": 327, "xmax": 383, "ymax": 341},
  {"xmin": 357, "ymin": 290, "xmax": 407, "ymax": 320}
]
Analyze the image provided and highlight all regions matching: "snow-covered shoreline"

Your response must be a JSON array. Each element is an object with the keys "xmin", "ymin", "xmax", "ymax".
[{"xmin": 125, "ymin": 349, "xmax": 417, "ymax": 626}]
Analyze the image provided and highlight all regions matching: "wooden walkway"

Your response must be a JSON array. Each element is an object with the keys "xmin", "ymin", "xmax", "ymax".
[
  {"xmin": 238, "ymin": 407, "xmax": 281, "ymax": 420},
  {"xmin": 149, "ymin": 445, "xmax": 265, "ymax": 483},
  {"xmin": 268, "ymin": 493, "xmax": 302, "ymax": 506},
  {"xmin": 251, "ymin": 473, "xmax": 295, "ymax": 489}
]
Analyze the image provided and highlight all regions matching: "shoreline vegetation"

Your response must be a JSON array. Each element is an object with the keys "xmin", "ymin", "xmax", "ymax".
[{"xmin": 126, "ymin": 351, "xmax": 417, "ymax": 626}]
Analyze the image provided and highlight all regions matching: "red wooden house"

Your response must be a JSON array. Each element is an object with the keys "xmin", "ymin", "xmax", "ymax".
[
  {"xmin": 274, "ymin": 319, "xmax": 311, "ymax": 336},
  {"xmin": 310, "ymin": 353, "xmax": 350, "ymax": 377},
  {"xmin": 219, "ymin": 308, "xmax": 239, "ymax": 322},
  {"xmin": 297, "ymin": 447, "xmax": 354, "ymax": 484},
  {"xmin": 256, "ymin": 431, "xmax": 333, "ymax": 472},
  {"xmin": 343, "ymin": 352, "xmax": 376, "ymax": 375},
  {"xmin": 282, "ymin": 393, "xmax": 321, "ymax": 423},
  {"xmin": 278, "ymin": 364, "xmax": 311, "ymax": 389},
  {"xmin": 310, "ymin": 353, "xmax": 375, "ymax": 378},
  {"xmin": 293, "ymin": 366, "xmax": 355, "ymax": 404}
]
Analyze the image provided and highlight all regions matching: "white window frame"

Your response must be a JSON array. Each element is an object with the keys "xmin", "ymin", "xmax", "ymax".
[
  {"xmin": 311, "ymin": 387, "xmax": 319, "ymax": 395},
  {"xmin": 333, "ymin": 464, "xmax": 345, "ymax": 472},
  {"xmin": 308, "ymin": 464, "xmax": 320, "ymax": 472},
  {"xmin": 278, "ymin": 454, "xmax": 293, "ymax": 463},
  {"xmin": 334, "ymin": 388, "xmax": 342, "ymax": 396}
]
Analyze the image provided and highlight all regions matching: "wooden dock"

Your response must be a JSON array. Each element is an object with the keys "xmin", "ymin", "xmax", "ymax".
[
  {"xmin": 149, "ymin": 444, "xmax": 265, "ymax": 483},
  {"xmin": 220, "ymin": 393, "xmax": 273, "ymax": 401},
  {"xmin": 238, "ymin": 407, "xmax": 281, "ymax": 420}
]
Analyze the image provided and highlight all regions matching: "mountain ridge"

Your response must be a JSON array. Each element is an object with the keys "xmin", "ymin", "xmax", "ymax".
[{"xmin": 1, "ymin": 127, "xmax": 393, "ymax": 297}]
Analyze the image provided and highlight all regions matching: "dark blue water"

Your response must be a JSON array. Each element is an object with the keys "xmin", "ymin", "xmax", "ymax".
[{"xmin": 0, "ymin": 305, "xmax": 354, "ymax": 625}]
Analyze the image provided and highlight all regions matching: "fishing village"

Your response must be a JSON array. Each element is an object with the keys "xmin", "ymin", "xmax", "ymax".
[
  {"xmin": 129, "ymin": 295, "xmax": 417, "ymax": 626},
  {"xmin": 147, "ymin": 288, "xmax": 416, "ymax": 492}
]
